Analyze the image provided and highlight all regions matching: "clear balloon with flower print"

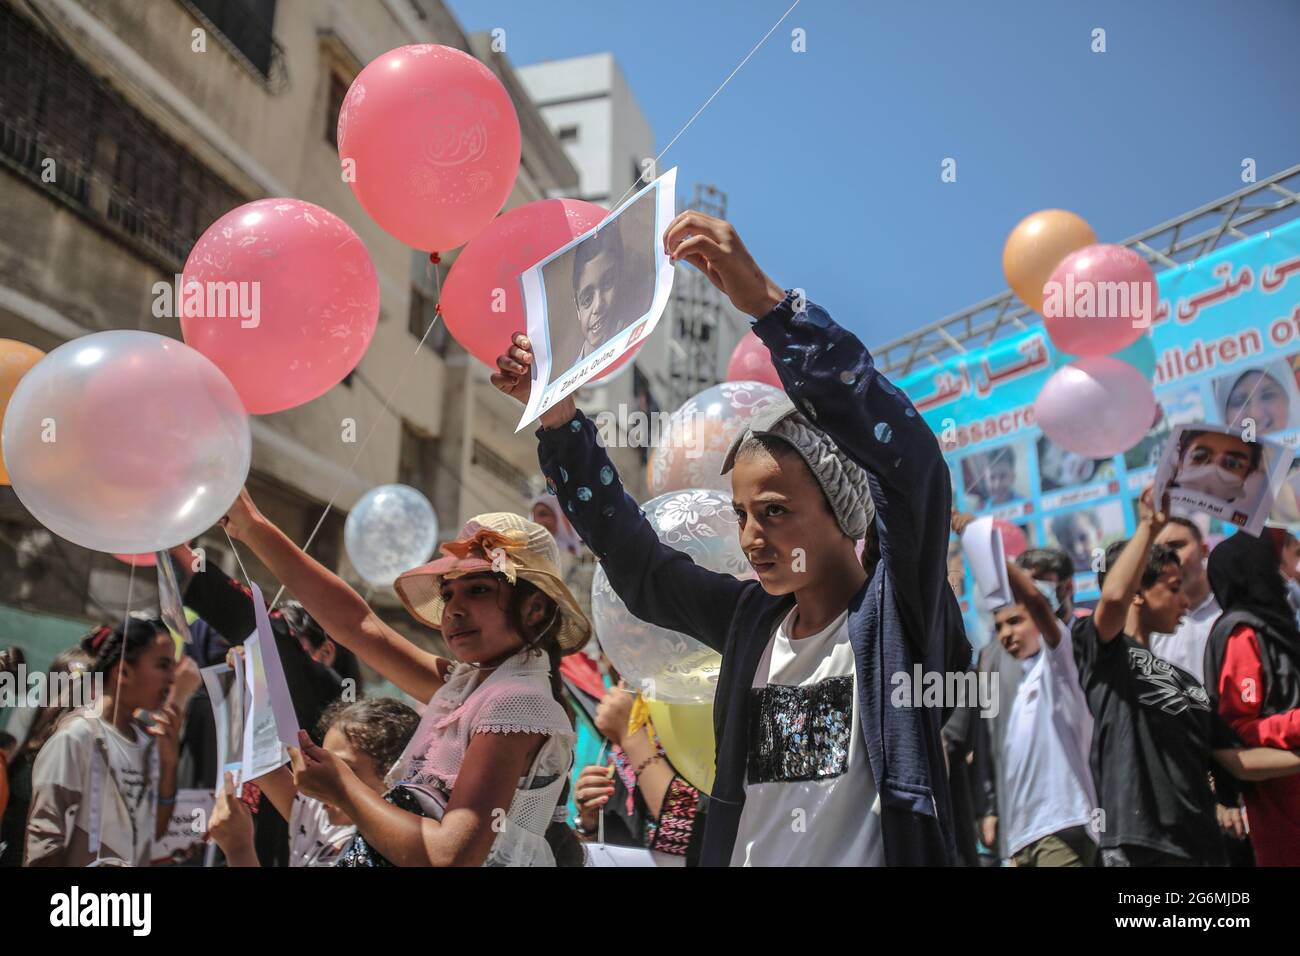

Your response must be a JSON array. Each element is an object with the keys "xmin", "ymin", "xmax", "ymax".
[
  {"xmin": 592, "ymin": 488, "xmax": 756, "ymax": 703},
  {"xmin": 645, "ymin": 381, "xmax": 785, "ymax": 497}
]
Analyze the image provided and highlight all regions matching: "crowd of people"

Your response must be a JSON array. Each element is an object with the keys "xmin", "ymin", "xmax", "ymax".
[{"xmin": 2, "ymin": 211, "xmax": 1298, "ymax": 868}]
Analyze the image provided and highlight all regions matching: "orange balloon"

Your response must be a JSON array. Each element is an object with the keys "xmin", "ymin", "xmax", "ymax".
[
  {"xmin": 1002, "ymin": 209, "xmax": 1097, "ymax": 314},
  {"xmin": 0, "ymin": 339, "xmax": 46, "ymax": 485}
]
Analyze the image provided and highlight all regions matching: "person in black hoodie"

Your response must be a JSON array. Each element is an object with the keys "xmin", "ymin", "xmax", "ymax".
[
  {"xmin": 167, "ymin": 544, "xmax": 345, "ymax": 866},
  {"xmin": 493, "ymin": 212, "xmax": 968, "ymax": 866}
]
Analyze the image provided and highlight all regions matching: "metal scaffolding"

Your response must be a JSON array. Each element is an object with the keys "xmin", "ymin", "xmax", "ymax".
[
  {"xmin": 666, "ymin": 183, "xmax": 729, "ymax": 410},
  {"xmin": 873, "ymin": 163, "xmax": 1300, "ymax": 376}
]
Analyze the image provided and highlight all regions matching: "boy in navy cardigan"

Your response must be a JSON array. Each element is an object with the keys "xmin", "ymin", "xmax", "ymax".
[{"xmin": 493, "ymin": 213, "xmax": 966, "ymax": 865}]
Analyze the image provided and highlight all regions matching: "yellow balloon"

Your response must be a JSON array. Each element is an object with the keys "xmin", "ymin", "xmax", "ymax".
[
  {"xmin": 646, "ymin": 699, "xmax": 716, "ymax": 794},
  {"xmin": 0, "ymin": 339, "xmax": 46, "ymax": 485},
  {"xmin": 1002, "ymin": 209, "xmax": 1097, "ymax": 315}
]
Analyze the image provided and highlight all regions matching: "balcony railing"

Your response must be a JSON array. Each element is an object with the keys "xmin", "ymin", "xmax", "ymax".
[{"xmin": 0, "ymin": 1, "xmax": 246, "ymax": 272}]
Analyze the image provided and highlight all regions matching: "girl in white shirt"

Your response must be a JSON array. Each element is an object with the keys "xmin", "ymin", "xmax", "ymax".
[{"xmin": 25, "ymin": 619, "xmax": 183, "ymax": 866}]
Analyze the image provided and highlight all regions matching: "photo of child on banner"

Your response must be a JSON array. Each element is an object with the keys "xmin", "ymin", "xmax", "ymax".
[
  {"xmin": 516, "ymin": 167, "xmax": 678, "ymax": 431},
  {"xmin": 1152, "ymin": 422, "xmax": 1294, "ymax": 535}
]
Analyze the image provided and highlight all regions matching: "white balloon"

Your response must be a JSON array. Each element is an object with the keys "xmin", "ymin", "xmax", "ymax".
[
  {"xmin": 647, "ymin": 381, "xmax": 785, "ymax": 496},
  {"xmin": 345, "ymin": 484, "xmax": 439, "ymax": 587},
  {"xmin": 2, "ymin": 331, "xmax": 250, "ymax": 553},
  {"xmin": 592, "ymin": 488, "xmax": 756, "ymax": 703}
]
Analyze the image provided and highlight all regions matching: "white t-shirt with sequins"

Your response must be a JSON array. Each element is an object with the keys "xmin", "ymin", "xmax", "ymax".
[{"xmin": 730, "ymin": 607, "xmax": 883, "ymax": 866}]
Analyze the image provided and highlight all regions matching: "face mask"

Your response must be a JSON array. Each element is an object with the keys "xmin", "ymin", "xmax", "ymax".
[
  {"xmin": 1033, "ymin": 579, "xmax": 1061, "ymax": 614},
  {"xmin": 1178, "ymin": 461, "xmax": 1247, "ymax": 501}
]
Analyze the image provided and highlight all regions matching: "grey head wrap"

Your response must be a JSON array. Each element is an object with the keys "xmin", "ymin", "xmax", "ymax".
[{"xmin": 720, "ymin": 396, "xmax": 875, "ymax": 539}]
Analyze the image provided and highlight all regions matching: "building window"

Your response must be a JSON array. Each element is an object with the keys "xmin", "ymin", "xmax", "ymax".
[
  {"xmin": 399, "ymin": 420, "xmax": 440, "ymax": 502},
  {"xmin": 325, "ymin": 71, "xmax": 349, "ymax": 147},
  {"xmin": 184, "ymin": 0, "xmax": 281, "ymax": 80},
  {"xmin": 0, "ymin": 3, "xmax": 245, "ymax": 271},
  {"xmin": 557, "ymin": 124, "xmax": 579, "ymax": 142},
  {"xmin": 633, "ymin": 367, "xmax": 660, "ymax": 466},
  {"xmin": 471, "ymin": 440, "xmax": 533, "ymax": 499}
]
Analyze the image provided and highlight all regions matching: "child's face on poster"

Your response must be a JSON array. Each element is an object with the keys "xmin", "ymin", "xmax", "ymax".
[
  {"xmin": 1176, "ymin": 431, "xmax": 1254, "ymax": 501},
  {"xmin": 985, "ymin": 459, "xmax": 1014, "ymax": 503},
  {"xmin": 1224, "ymin": 371, "xmax": 1289, "ymax": 432},
  {"xmin": 575, "ymin": 249, "xmax": 620, "ymax": 348}
]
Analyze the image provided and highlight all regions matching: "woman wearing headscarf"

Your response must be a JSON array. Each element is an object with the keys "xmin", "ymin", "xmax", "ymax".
[
  {"xmin": 1214, "ymin": 360, "xmax": 1300, "ymax": 435},
  {"xmin": 1205, "ymin": 529, "xmax": 1300, "ymax": 865}
]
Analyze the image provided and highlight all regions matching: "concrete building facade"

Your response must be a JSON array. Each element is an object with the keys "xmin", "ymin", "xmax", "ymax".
[{"xmin": 0, "ymin": 0, "xmax": 577, "ymax": 666}]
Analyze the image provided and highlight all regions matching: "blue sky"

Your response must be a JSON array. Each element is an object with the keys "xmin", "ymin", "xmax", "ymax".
[{"xmin": 447, "ymin": 0, "xmax": 1300, "ymax": 349}]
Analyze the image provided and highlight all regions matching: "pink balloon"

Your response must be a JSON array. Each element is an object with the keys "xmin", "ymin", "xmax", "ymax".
[
  {"xmin": 994, "ymin": 521, "xmax": 1028, "ymax": 560},
  {"xmin": 180, "ymin": 199, "xmax": 379, "ymax": 415},
  {"xmin": 337, "ymin": 45, "xmax": 520, "ymax": 252},
  {"xmin": 726, "ymin": 334, "xmax": 784, "ymax": 390},
  {"xmin": 1035, "ymin": 357, "xmax": 1156, "ymax": 459},
  {"xmin": 1042, "ymin": 243, "xmax": 1156, "ymax": 356},
  {"xmin": 113, "ymin": 552, "xmax": 157, "ymax": 567},
  {"xmin": 442, "ymin": 199, "xmax": 607, "ymax": 368}
]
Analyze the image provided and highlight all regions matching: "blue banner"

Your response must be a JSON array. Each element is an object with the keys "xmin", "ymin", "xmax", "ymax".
[{"xmin": 894, "ymin": 218, "xmax": 1300, "ymax": 641}]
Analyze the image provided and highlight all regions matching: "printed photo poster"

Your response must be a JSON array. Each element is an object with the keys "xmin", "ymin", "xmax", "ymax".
[
  {"xmin": 151, "ymin": 788, "xmax": 213, "ymax": 865},
  {"xmin": 241, "ymin": 633, "xmax": 285, "ymax": 781},
  {"xmin": 959, "ymin": 440, "xmax": 1032, "ymax": 513},
  {"xmin": 1037, "ymin": 434, "xmax": 1116, "ymax": 493},
  {"xmin": 1152, "ymin": 422, "xmax": 1293, "ymax": 536},
  {"xmin": 517, "ymin": 167, "xmax": 678, "ymax": 431},
  {"xmin": 155, "ymin": 551, "xmax": 191, "ymax": 656},
  {"xmin": 1044, "ymin": 500, "xmax": 1128, "ymax": 584},
  {"xmin": 199, "ymin": 661, "xmax": 244, "ymax": 789},
  {"xmin": 1271, "ymin": 454, "xmax": 1300, "ymax": 524},
  {"xmin": 895, "ymin": 218, "xmax": 1300, "ymax": 640}
]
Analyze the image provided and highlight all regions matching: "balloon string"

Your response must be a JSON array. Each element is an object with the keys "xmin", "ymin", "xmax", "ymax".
[
  {"xmin": 268, "ymin": 252, "xmax": 445, "ymax": 612},
  {"xmin": 221, "ymin": 524, "xmax": 256, "ymax": 592},
  {"xmin": 595, "ymin": 735, "xmax": 614, "ymax": 845},
  {"xmin": 108, "ymin": 560, "xmax": 137, "ymax": 734},
  {"xmin": 605, "ymin": 0, "xmax": 801, "ymax": 215}
]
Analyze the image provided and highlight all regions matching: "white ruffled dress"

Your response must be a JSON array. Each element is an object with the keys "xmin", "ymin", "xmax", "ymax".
[{"xmin": 385, "ymin": 648, "xmax": 575, "ymax": 866}]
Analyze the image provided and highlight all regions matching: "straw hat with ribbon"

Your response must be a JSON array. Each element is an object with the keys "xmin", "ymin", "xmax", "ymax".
[{"xmin": 394, "ymin": 512, "xmax": 592, "ymax": 655}]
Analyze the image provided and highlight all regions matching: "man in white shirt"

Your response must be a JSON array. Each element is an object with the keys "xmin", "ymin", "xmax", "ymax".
[
  {"xmin": 993, "ymin": 561, "xmax": 1097, "ymax": 867},
  {"xmin": 1148, "ymin": 517, "xmax": 1219, "ymax": 685}
]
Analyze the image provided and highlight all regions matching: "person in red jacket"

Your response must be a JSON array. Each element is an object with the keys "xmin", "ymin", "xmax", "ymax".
[{"xmin": 1206, "ymin": 529, "xmax": 1300, "ymax": 865}]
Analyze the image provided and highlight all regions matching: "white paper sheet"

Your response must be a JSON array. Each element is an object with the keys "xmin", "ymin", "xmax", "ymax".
[
  {"xmin": 155, "ymin": 551, "xmax": 191, "ymax": 650},
  {"xmin": 960, "ymin": 516, "xmax": 1013, "ymax": 611},
  {"xmin": 150, "ymin": 788, "xmax": 213, "ymax": 865},
  {"xmin": 1152, "ymin": 422, "xmax": 1295, "ymax": 536},
  {"xmin": 583, "ymin": 843, "xmax": 685, "ymax": 867},
  {"xmin": 200, "ymin": 661, "xmax": 244, "ymax": 789},
  {"xmin": 517, "ymin": 167, "xmax": 678, "ymax": 431},
  {"xmin": 249, "ymin": 582, "xmax": 301, "ymax": 751}
]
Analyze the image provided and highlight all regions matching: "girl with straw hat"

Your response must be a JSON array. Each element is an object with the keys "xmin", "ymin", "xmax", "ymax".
[{"xmin": 218, "ymin": 491, "xmax": 590, "ymax": 866}]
